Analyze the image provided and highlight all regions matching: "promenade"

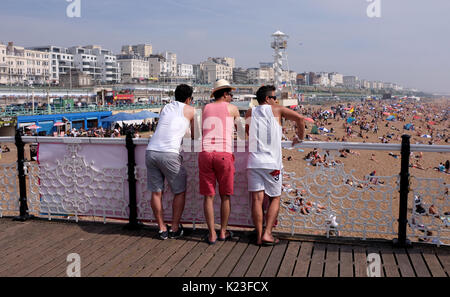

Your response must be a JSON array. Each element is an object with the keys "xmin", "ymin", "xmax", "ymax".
[{"xmin": 1, "ymin": 218, "xmax": 448, "ymax": 277}]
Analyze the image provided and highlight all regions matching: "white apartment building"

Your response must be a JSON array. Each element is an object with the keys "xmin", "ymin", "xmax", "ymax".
[
  {"xmin": 121, "ymin": 44, "xmax": 152, "ymax": 58},
  {"xmin": 329, "ymin": 73, "xmax": 344, "ymax": 87},
  {"xmin": 161, "ymin": 51, "xmax": 177, "ymax": 77},
  {"xmin": 343, "ymin": 76, "xmax": 360, "ymax": 88},
  {"xmin": 201, "ymin": 60, "xmax": 233, "ymax": 84},
  {"xmin": 315, "ymin": 72, "xmax": 330, "ymax": 87},
  {"xmin": 147, "ymin": 54, "xmax": 165, "ymax": 78},
  {"xmin": 360, "ymin": 80, "xmax": 371, "ymax": 89},
  {"xmin": 68, "ymin": 45, "xmax": 120, "ymax": 84},
  {"xmin": 117, "ymin": 54, "xmax": 149, "ymax": 83},
  {"xmin": 29, "ymin": 45, "xmax": 74, "ymax": 84},
  {"xmin": 177, "ymin": 63, "xmax": 193, "ymax": 78},
  {"xmin": 282, "ymin": 70, "xmax": 297, "ymax": 85},
  {"xmin": 247, "ymin": 68, "xmax": 273, "ymax": 85},
  {"xmin": 208, "ymin": 57, "xmax": 235, "ymax": 69},
  {"xmin": 0, "ymin": 42, "xmax": 50, "ymax": 85}
]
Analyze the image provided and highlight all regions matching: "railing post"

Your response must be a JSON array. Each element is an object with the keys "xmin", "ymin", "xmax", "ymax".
[
  {"xmin": 13, "ymin": 129, "xmax": 32, "ymax": 221},
  {"xmin": 124, "ymin": 130, "xmax": 140, "ymax": 230},
  {"xmin": 394, "ymin": 134, "xmax": 412, "ymax": 247}
]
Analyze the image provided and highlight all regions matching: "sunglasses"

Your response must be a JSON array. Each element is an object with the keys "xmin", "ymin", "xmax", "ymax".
[{"xmin": 268, "ymin": 96, "xmax": 277, "ymax": 100}]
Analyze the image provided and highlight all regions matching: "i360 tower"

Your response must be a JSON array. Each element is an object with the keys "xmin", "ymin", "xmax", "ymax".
[{"xmin": 271, "ymin": 30, "xmax": 289, "ymax": 91}]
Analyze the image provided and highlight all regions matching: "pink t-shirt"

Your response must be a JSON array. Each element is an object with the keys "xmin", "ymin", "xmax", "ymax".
[{"xmin": 202, "ymin": 102, "xmax": 234, "ymax": 153}]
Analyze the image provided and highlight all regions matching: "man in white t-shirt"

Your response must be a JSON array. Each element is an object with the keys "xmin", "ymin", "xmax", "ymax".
[
  {"xmin": 146, "ymin": 84, "xmax": 195, "ymax": 240},
  {"xmin": 246, "ymin": 85, "xmax": 305, "ymax": 246}
]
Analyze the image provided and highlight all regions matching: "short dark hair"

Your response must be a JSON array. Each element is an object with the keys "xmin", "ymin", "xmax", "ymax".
[
  {"xmin": 256, "ymin": 85, "xmax": 276, "ymax": 104},
  {"xmin": 213, "ymin": 88, "xmax": 231, "ymax": 100},
  {"xmin": 175, "ymin": 84, "xmax": 193, "ymax": 103}
]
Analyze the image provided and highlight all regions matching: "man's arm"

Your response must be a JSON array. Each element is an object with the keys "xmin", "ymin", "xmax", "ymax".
[
  {"xmin": 245, "ymin": 108, "xmax": 252, "ymax": 137},
  {"xmin": 184, "ymin": 105, "xmax": 196, "ymax": 140},
  {"xmin": 280, "ymin": 107, "xmax": 305, "ymax": 145}
]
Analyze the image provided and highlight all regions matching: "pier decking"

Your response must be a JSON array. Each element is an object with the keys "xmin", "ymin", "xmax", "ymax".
[{"xmin": 0, "ymin": 218, "xmax": 448, "ymax": 277}]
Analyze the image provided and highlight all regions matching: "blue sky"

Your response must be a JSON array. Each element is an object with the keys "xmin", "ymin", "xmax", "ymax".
[{"xmin": 1, "ymin": 0, "xmax": 449, "ymax": 93}]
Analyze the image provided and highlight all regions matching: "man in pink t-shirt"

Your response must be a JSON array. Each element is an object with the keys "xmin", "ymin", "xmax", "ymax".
[{"xmin": 199, "ymin": 79, "xmax": 240, "ymax": 244}]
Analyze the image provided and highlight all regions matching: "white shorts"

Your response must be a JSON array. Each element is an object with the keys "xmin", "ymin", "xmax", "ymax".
[{"xmin": 247, "ymin": 168, "xmax": 283, "ymax": 198}]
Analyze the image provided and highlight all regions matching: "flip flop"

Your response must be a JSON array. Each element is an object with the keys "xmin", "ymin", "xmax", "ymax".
[
  {"xmin": 218, "ymin": 230, "xmax": 233, "ymax": 241},
  {"xmin": 204, "ymin": 234, "xmax": 216, "ymax": 245},
  {"xmin": 261, "ymin": 238, "xmax": 280, "ymax": 246}
]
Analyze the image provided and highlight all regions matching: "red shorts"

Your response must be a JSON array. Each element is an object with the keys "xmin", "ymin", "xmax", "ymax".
[{"xmin": 198, "ymin": 151, "xmax": 235, "ymax": 196}]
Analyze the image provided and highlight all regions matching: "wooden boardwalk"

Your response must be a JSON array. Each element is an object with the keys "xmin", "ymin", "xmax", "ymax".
[{"xmin": 0, "ymin": 218, "xmax": 449, "ymax": 277}]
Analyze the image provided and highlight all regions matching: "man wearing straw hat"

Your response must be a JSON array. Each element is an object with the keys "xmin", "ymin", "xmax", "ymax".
[
  {"xmin": 199, "ymin": 79, "xmax": 240, "ymax": 244},
  {"xmin": 245, "ymin": 85, "xmax": 305, "ymax": 246}
]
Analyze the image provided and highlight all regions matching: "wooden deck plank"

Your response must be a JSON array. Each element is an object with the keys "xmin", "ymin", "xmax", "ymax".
[
  {"xmin": 119, "ymin": 237, "xmax": 175, "ymax": 277},
  {"xmin": 422, "ymin": 249, "xmax": 447, "ymax": 277},
  {"xmin": 435, "ymin": 251, "xmax": 450, "ymax": 277},
  {"xmin": 379, "ymin": 247, "xmax": 400, "ymax": 277},
  {"xmin": 394, "ymin": 248, "xmax": 416, "ymax": 277},
  {"xmin": 407, "ymin": 248, "xmax": 431, "ymax": 277},
  {"xmin": 0, "ymin": 222, "xmax": 71, "ymax": 260},
  {"xmin": 339, "ymin": 245, "xmax": 354, "ymax": 277},
  {"xmin": 292, "ymin": 242, "xmax": 313, "ymax": 277},
  {"xmin": 277, "ymin": 241, "xmax": 301, "ymax": 277},
  {"xmin": 103, "ymin": 236, "xmax": 164, "ymax": 277},
  {"xmin": 261, "ymin": 240, "xmax": 288, "ymax": 277},
  {"xmin": 167, "ymin": 240, "xmax": 209, "ymax": 277},
  {"xmin": 40, "ymin": 226, "xmax": 125, "ymax": 277},
  {"xmin": 152, "ymin": 240, "xmax": 199, "ymax": 277},
  {"xmin": 229, "ymin": 244, "xmax": 259, "ymax": 277},
  {"xmin": 324, "ymin": 244, "xmax": 339, "ymax": 277},
  {"xmin": 353, "ymin": 246, "xmax": 367, "ymax": 277},
  {"xmin": 91, "ymin": 230, "xmax": 156, "ymax": 276},
  {"xmin": 245, "ymin": 245, "xmax": 273, "ymax": 277},
  {"xmin": 183, "ymin": 241, "xmax": 226, "ymax": 277},
  {"xmin": 81, "ymin": 230, "xmax": 144, "ymax": 276},
  {"xmin": 15, "ymin": 225, "xmax": 105, "ymax": 277},
  {"xmin": 199, "ymin": 240, "xmax": 237, "ymax": 277},
  {"xmin": 308, "ymin": 243, "xmax": 326, "ymax": 277},
  {"xmin": 0, "ymin": 223, "xmax": 83, "ymax": 275},
  {"xmin": 213, "ymin": 239, "xmax": 249, "ymax": 277},
  {"xmin": 135, "ymin": 239, "xmax": 187, "ymax": 277}
]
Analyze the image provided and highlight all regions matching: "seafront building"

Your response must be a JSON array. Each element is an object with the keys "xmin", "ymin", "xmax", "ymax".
[
  {"xmin": 68, "ymin": 45, "xmax": 121, "ymax": 85},
  {"xmin": 0, "ymin": 42, "xmax": 51, "ymax": 86},
  {"xmin": 121, "ymin": 44, "xmax": 153, "ymax": 58},
  {"xmin": 117, "ymin": 54, "xmax": 150, "ymax": 83}
]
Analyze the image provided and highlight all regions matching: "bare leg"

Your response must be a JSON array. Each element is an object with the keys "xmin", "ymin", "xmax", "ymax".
[
  {"xmin": 204, "ymin": 196, "xmax": 217, "ymax": 242},
  {"xmin": 219, "ymin": 195, "xmax": 231, "ymax": 239},
  {"xmin": 251, "ymin": 191, "xmax": 265, "ymax": 245},
  {"xmin": 151, "ymin": 191, "xmax": 166, "ymax": 231},
  {"xmin": 171, "ymin": 192, "xmax": 186, "ymax": 232},
  {"xmin": 261, "ymin": 196, "xmax": 281, "ymax": 243}
]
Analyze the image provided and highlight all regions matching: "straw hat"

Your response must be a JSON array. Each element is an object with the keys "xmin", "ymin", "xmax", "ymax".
[{"xmin": 210, "ymin": 79, "xmax": 236, "ymax": 98}]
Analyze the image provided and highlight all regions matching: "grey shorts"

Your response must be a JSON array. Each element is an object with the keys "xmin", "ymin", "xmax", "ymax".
[
  {"xmin": 145, "ymin": 150, "xmax": 187, "ymax": 194},
  {"xmin": 247, "ymin": 168, "xmax": 283, "ymax": 198}
]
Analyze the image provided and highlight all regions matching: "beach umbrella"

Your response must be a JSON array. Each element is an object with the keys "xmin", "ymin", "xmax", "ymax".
[
  {"xmin": 421, "ymin": 135, "xmax": 432, "ymax": 138},
  {"xmin": 53, "ymin": 122, "xmax": 65, "ymax": 126},
  {"xmin": 413, "ymin": 116, "xmax": 421, "ymax": 120},
  {"xmin": 383, "ymin": 112, "xmax": 390, "ymax": 116},
  {"xmin": 305, "ymin": 118, "xmax": 315, "ymax": 123},
  {"xmin": 133, "ymin": 110, "xmax": 160, "ymax": 119},
  {"xmin": 347, "ymin": 117, "xmax": 356, "ymax": 124},
  {"xmin": 428, "ymin": 121, "xmax": 436, "ymax": 125},
  {"xmin": 26, "ymin": 124, "xmax": 41, "ymax": 130}
]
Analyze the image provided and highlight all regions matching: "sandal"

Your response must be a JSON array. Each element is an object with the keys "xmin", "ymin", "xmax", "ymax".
[
  {"xmin": 261, "ymin": 237, "xmax": 280, "ymax": 246},
  {"xmin": 204, "ymin": 234, "xmax": 216, "ymax": 245},
  {"xmin": 218, "ymin": 230, "xmax": 234, "ymax": 241}
]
